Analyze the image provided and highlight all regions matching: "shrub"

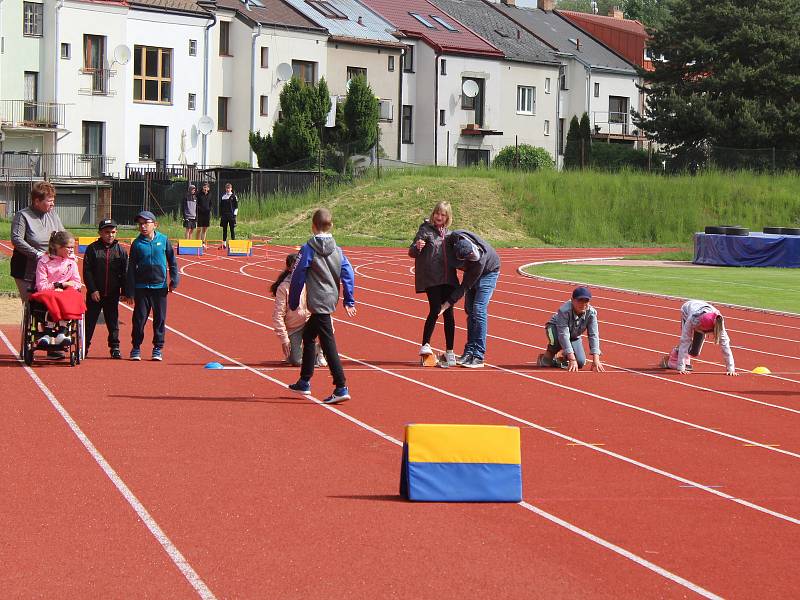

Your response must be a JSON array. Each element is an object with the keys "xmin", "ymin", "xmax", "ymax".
[
  {"xmin": 590, "ymin": 143, "xmax": 661, "ymax": 171},
  {"xmin": 493, "ymin": 144, "xmax": 554, "ymax": 171}
]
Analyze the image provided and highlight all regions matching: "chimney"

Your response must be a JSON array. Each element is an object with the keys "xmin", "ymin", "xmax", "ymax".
[
  {"xmin": 537, "ymin": 0, "xmax": 555, "ymax": 11},
  {"xmin": 357, "ymin": 16, "xmax": 364, "ymax": 26},
  {"xmin": 609, "ymin": 6, "xmax": 623, "ymax": 19}
]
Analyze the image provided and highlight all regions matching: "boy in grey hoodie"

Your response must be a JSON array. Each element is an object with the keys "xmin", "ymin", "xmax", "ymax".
[
  {"xmin": 538, "ymin": 286, "xmax": 605, "ymax": 373},
  {"xmin": 287, "ymin": 208, "xmax": 357, "ymax": 404}
]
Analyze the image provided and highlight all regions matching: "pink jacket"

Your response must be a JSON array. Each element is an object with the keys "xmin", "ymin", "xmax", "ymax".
[
  {"xmin": 272, "ymin": 279, "xmax": 311, "ymax": 345},
  {"xmin": 35, "ymin": 254, "xmax": 82, "ymax": 292}
]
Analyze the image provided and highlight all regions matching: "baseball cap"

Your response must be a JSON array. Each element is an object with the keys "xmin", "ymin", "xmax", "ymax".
[
  {"xmin": 698, "ymin": 312, "xmax": 718, "ymax": 332},
  {"xmin": 572, "ymin": 286, "xmax": 592, "ymax": 300},
  {"xmin": 454, "ymin": 238, "xmax": 476, "ymax": 261},
  {"xmin": 98, "ymin": 218, "xmax": 117, "ymax": 231},
  {"xmin": 135, "ymin": 210, "xmax": 157, "ymax": 223}
]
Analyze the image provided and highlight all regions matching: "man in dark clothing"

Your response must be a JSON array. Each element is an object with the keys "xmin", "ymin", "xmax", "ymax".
[{"xmin": 83, "ymin": 219, "xmax": 128, "ymax": 359}]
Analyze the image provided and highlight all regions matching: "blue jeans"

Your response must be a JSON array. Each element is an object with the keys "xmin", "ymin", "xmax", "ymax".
[{"xmin": 462, "ymin": 270, "xmax": 499, "ymax": 360}]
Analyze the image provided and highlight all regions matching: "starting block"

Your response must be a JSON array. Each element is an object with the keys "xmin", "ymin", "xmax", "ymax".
[
  {"xmin": 400, "ymin": 424, "xmax": 522, "ymax": 502},
  {"xmin": 420, "ymin": 353, "xmax": 438, "ymax": 367},
  {"xmin": 178, "ymin": 239, "xmax": 204, "ymax": 255},
  {"xmin": 78, "ymin": 236, "xmax": 96, "ymax": 253},
  {"xmin": 227, "ymin": 240, "xmax": 252, "ymax": 256}
]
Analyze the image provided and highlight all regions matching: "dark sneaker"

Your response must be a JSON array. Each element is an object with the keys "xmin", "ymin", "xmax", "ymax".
[
  {"xmin": 460, "ymin": 356, "xmax": 485, "ymax": 368},
  {"xmin": 110, "ymin": 348, "xmax": 121, "ymax": 360},
  {"xmin": 536, "ymin": 354, "xmax": 553, "ymax": 367},
  {"xmin": 130, "ymin": 348, "xmax": 141, "ymax": 361},
  {"xmin": 323, "ymin": 386, "xmax": 350, "ymax": 404},
  {"xmin": 47, "ymin": 350, "xmax": 65, "ymax": 360},
  {"xmin": 455, "ymin": 352, "xmax": 472, "ymax": 365},
  {"xmin": 288, "ymin": 379, "xmax": 311, "ymax": 395},
  {"xmin": 152, "ymin": 347, "xmax": 163, "ymax": 361}
]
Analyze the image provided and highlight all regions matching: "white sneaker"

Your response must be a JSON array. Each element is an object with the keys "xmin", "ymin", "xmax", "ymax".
[
  {"xmin": 37, "ymin": 335, "xmax": 51, "ymax": 348},
  {"xmin": 53, "ymin": 333, "xmax": 68, "ymax": 345},
  {"xmin": 438, "ymin": 351, "xmax": 457, "ymax": 368},
  {"xmin": 316, "ymin": 354, "xmax": 328, "ymax": 367},
  {"xmin": 419, "ymin": 343, "xmax": 433, "ymax": 356}
]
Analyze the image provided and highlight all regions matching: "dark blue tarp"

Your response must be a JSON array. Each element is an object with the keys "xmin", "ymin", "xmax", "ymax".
[{"xmin": 694, "ymin": 232, "xmax": 800, "ymax": 268}]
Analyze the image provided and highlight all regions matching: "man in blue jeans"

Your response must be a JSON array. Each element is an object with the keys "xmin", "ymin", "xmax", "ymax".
[{"xmin": 439, "ymin": 230, "xmax": 501, "ymax": 368}]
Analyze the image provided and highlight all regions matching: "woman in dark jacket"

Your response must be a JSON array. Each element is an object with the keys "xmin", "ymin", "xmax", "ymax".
[
  {"xmin": 408, "ymin": 201, "xmax": 459, "ymax": 366},
  {"xmin": 218, "ymin": 182, "xmax": 238, "ymax": 247},
  {"xmin": 196, "ymin": 182, "xmax": 213, "ymax": 247}
]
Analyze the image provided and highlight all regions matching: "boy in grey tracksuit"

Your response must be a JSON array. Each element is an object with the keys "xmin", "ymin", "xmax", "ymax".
[
  {"xmin": 539, "ymin": 286, "xmax": 605, "ymax": 373},
  {"xmin": 287, "ymin": 208, "xmax": 357, "ymax": 404}
]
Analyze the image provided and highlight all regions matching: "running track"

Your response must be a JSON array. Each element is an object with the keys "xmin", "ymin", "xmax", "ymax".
[{"xmin": 1, "ymin": 242, "xmax": 798, "ymax": 599}]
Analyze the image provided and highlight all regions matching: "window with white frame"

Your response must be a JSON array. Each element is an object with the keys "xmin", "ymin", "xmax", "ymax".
[
  {"xmin": 594, "ymin": 82, "xmax": 600, "ymax": 98},
  {"xmin": 189, "ymin": 39, "xmax": 197, "ymax": 56},
  {"xmin": 430, "ymin": 15, "xmax": 458, "ymax": 31},
  {"xmin": 544, "ymin": 119, "xmax": 550, "ymax": 136},
  {"xmin": 61, "ymin": 43, "xmax": 71, "ymax": 59},
  {"xmin": 409, "ymin": 13, "xmax": 435, "ymax": 28},
  {"xmin": 188, "ymin": 93, "xmax": 196, "ymax": 110},
  {"xmin": 260, "ymin": 95, "xmax": 268, "ymax": 116},
  {"xmin": 307, "ymin": 1, "xmax": 347, "ymax": 19},
  {"xmin": 260, "ymin": 47, "xmax": 269, "ymax": 68},
  {"xmin": 544, "ymin": 77, "xmax": 551, "ymax": 94},
  {"xmin": 516, "ymin": 85, "xmax": 535, "ymax": 115},
  {"xmin": 388, "ymin": 55, "xmax": 395, "ymax": 72},
  {"xmin": 133, "ymin": 46, "xmax": 172, "ymax": 103},
  {"xmin": 23, "ymin": 2, "xmax": 43, "ymax": 37}
]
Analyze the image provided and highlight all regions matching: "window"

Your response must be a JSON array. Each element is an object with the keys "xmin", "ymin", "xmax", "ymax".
[
  {"xmin": 516, "ymin": 85, "xmax": 535, "ymax": 115},
  {"xmin": 139, "ymin": 125, "xmax": 167, "ymax": 166},
  {"xmin": 594, "ymin": 82, "xmax": 600, "ymax": 98},
  {"xmin": 409, "ymin": 13, "xmax": 435, "ymax": 28},
  {"xmin": 401, "ymin": 105, "xmax": 413, "ymax": 144},
  {"xmin": 218, "ymin": 97, "xmax": 229, "ymax": 131},
  {"xmin": 84, "ymin": 35, "xmax": 107, "ymax": 94},
  {"xmin": 439, "ymin": 109, "xmax": 446, "ymax": 126},
  {"xmin": 440, "ymin": 59, "xmax": 446, "ymax": 76},
  {"xmin": 23, "ymin": 2, "xmax": 43, "ymax": 37},
  {"xmin": 24, "ymin": 72, "xmax": 38, "ymax": 122},
  {"xmin": 189, "ymin": 39, "xmax": 197, "ymax": 56},
  {"xmin": 544, "ymin": 77, "xmax": 551, "ymax": 94},
  {"xmin": 61, "ymin": 43, "xmax": 71, "ymax": 59},
  {"xmin": 609, "ymin": 96, "xmax": 630, "ymax": 130},
  {"xmin": 457, "ymin": 148, "xmax": 489, "ymax": 167},
  {"xmin": 188, "ymin": 93, "xmax": 196, "ymax": 110},
  {"xmin": 292, "ymin": 60, "xmax": 316, "ymax": 84},
  {"xmin": 544, "ymin": 119, "xmax": 550, "ymax": 136},
  {"xmin": 133, "ymin": 46, "xmax": 172, "ymax": 103},
  {"xmin": 260, "ymin": 95, "xmax": 269, "ymax": 116},
  {"xmin": 430, "ymin": 15, "xmax": 457, "ymax": 32},
  {"xmin": 402, "ymin": 46, "xmax": 414, "ymax": 72},
  {"xmin": 347, "ymin": 66, "xmax": 367, "ymax": 82},
  {"xmin": 260, "ymin": 47, "xmax": 269, "ymax": 68},
  {"xmin": 378, "ymin": 99, "xmax": 393, "ymax": 121},
  {"xmin": 307, "ymin": 0, "xmax": 347, "ymax": 19},
  {"xmin": 388, "ymin": 55, "xmax": 395, "ymax": 72},
  {"xmin": 82, "ymin": 121, "xmax": 104, "ymax": 155},
  {"xmin": 559, "ymin": 65, "xmax": 567, "ymax": 90},
  {"xmin": 219, "ymin": 21, "xmax": 231, "ymax": 56}
]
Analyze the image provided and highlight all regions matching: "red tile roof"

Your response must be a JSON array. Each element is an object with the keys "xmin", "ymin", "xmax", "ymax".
[
  {"xmin": 359, "ymin": 0, "xmax": 502, "ymax": 57},
  {"xmin": 215, "ymin": 0, "xmax": 326, "ymax": 31},
  {"xmin": 557, "ymin": 10, "xmax": 647, "ymax": 38}
]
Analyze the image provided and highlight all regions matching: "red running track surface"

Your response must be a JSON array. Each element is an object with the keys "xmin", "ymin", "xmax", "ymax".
[{"xmin": 1, "ymin": 242, "xmax": 798, "ymax": 599}]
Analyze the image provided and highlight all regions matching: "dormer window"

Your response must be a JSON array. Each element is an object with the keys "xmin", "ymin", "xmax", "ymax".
[
  {"xmin": 430, "ymin": 15, "xmax": 457, "ymax": 32},
  {"xmin": 409, "ymin": 13, "xmax": 436, "ymax": 29},
  {"xmin": 308, "ymin": 0, "xmax": 347, "ymax": 19}
]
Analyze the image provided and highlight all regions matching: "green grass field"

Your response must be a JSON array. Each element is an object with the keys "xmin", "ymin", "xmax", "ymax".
[
  {"xmin": 0, "ymin": 256, "xmax": 16, "ymax": 294},
  {"xmin": 524, "ymin": 263, "xmax": 800, "ymax": 313}
]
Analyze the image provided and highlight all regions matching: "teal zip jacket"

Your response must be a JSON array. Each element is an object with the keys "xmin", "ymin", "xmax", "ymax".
[{"xmin": 126, "ymin": 231, "xmax": 179, "ymax": 293}]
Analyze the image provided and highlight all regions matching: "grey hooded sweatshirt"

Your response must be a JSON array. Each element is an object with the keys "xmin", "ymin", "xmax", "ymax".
[{"xmin": 288, "ymin": 233, "xmax": 355, "ymax": 314}]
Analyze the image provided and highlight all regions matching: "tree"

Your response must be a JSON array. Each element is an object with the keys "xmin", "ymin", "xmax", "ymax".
[
  {"xmin": 326, "ymin": 75, "xmax": 380, "ymax": 172},
  {"xmin": 579, "ymin": 112, "xmax": 592, "ymax": 167},
  {"xmin": 634, "ymin": 0, "xmax": 800, "ymax": 167},
  {"xmin": 563, "ymin": 115, "xmax": 581, "ymax": 169}
]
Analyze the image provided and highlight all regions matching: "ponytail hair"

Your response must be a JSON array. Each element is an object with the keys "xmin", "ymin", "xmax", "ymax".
[
  {"xmin": 48, "ymin": 230, "xmax": 75, "ymax": 256},
  {"xmin": 712, "ymin": 314, "xmax": 724, "ymax": 344},
  {"xmin": 270, "ymin": 253, "xmax": 298, "ymax": 296}
]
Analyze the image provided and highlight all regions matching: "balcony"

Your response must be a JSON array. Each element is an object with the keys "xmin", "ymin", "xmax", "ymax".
[
  {"xmin": 0, "ymin": 152, "xmax": 115, "ymax": 179},
  {"xmin": 0, "ymin": 100, "xmax": 66, "ymax": 130},
  {"xmin": 79, "ymin": 68, "xmax": 116, "ymax": 96},
  {"xmin": 591, "ymin": 112, "xmax": 646, "ymax": 141}
]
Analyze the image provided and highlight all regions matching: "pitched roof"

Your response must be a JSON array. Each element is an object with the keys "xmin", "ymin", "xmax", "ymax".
[
  {"xmin": 558, "ymin": 10, "xmax": 647, "ymax": 39},
  {"xmin": 130, "ymin": 0, "xmax": 209, "ymax": 14},
  {"xmin": 358, "ymin": 0, "xmax": 503, "ymax": 58},
  {"xmin": 430, "ymin": 0, "xmax": 558, "ymax": 66},
  {"xmin": 214, "ymin": 0, "xmax": 327, "ymax": 32},
  {"xmin": 491, "ymin": 4, "xmax": 636, "ymax": 73},
  {"xmin": 283, "ymin": 0, "xmax": 401, "ymax": 45}
]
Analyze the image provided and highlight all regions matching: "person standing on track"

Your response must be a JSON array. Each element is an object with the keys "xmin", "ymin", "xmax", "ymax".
[
  {"xmin": 196, "ymin": 182, "xmax": 213, "ymax": 247},
  {"xmin": 83, "ymin": 219, "xmax": 128, "ymax": 359},
  {"xmin": 408, "ymin": 201, "xmax": 459, "ymax": 367},
  {"xmin": 182, "ymin": 184, "xmax": 198, "ymax": 239},
  {"xmin": 661, "ymin": 300, "xmax": 737, "ymax": 376},
  {"xmin": 287, "ymin": 208, "xmax": 356, "ymax": 404},
  {"xmin": 537, "ymin": 286, "xmax": 605, "ymax": 373},
  {"xmin": 219, "ymin": 182, "xmax": 238, "ymax": 248}
]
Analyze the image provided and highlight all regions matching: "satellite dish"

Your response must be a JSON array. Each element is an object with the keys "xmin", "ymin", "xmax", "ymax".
[
  {"xmin": 197, "ymin": 116, "xmax": 214, "ymax": 135},
  {"xmin": 112, "ymin": 45, "xmax": 131, "ymax": 66},
  {"xmin": 276, "ymin": 62, "xmax": 293, "ymax": 82},
  {"xmin": 462, "ymin": 79, "xmax": 479, "ymax": 98}
]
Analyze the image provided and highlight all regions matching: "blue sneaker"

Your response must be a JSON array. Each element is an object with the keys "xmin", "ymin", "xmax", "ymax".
[
  {"xmin": 288, "ymin": 379, "xmax": 311, "ymax": 395},
  {"xmin": 323, "ymin": 386, "xmax": 351, "ymax": 404},
  {"xmin": 130, "ymin": 348, "xmax": 141, "ymax": 361},
  {"xmin": 152, "ymin": 347, "xmax": 163, "ymax": 361}
]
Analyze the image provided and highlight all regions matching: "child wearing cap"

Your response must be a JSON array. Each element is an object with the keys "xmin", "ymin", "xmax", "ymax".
[
  {"xmin": 182, "ymin": 184, "xmax": 198, "ymax": 239},
  {"xmin": 124, "ymin": 211, "xmax": 179, "ymax": 361},
  {"xmin": 662, "ymin": 300, "xmax": 736, "ymax": 375},
  {"xmin": 537, "ymin": 287, "xmax": 605, "ymax": 373},
  {"xmin": 83, "ymin": 219, "xmax": 128, "ymax": 359}
]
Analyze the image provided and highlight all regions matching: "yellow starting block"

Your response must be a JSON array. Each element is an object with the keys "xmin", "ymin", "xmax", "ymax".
[
  {"xmin": 178, "ymin": 239, "xmax": 203, "ymax": 255},
  {"xmin": 227, "ymin": 240, "xmax": 252, "ymax": 256}
]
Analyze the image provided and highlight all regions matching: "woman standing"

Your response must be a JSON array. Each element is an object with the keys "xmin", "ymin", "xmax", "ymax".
[
  {"xmin": 408, "ymin": 201, "xmax": 459, "ymax": 367},
  {"xmin": 195, "ymin": 182, "xmax": 213, "ymax": 247},
  {"xmin": 11, "ymin": 181, "xmax": 63, "ymax": 303},
  {"xmin": 219, "ymin": 182, "xmax": 238, "ymax": 248}
]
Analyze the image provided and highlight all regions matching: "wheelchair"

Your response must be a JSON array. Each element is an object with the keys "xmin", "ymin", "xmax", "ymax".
[{"xmin": 19, "ymin": 297, "xmax": 85, "ymax": 367}]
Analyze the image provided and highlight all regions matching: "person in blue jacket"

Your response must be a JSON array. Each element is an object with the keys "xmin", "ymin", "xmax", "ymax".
[
  {"xmin": 287, "ymin": 208, "xmax": 357, "ymax": 404},
  {"xmin": 124, "ymin": 211, "xmax": 179, "ymax": 361}
]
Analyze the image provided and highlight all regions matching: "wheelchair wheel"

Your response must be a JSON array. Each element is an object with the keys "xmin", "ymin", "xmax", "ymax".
[{"xmin": 24, "ymin": 345, "xmax": 34, "ymax": 366}]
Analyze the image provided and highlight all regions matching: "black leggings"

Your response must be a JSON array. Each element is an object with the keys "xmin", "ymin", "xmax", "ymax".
[
  {"xmin": 221, "ymin": 217, "xmax": 236, "ymax": 242},
  {"xmin": 422, "ymin": 284, "xmax": 455, "ymax": 349}
]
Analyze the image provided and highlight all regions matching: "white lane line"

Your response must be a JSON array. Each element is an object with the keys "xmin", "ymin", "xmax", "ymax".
[
  {"xmin": 0, "ymin": 330, "xmax": 216, "ymax": 600},
  {"xmin": 128, "ymin": 295, "xmax": 722, "ymax": 599},
  {"xmin": 169, "ymin": 268, "xmax": 800, "ymax": 526}
]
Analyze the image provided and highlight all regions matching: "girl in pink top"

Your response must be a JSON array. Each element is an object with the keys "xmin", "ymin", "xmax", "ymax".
[{"xmin": 35, "ymin": 231, "xmax": 82, "ymax": 346}]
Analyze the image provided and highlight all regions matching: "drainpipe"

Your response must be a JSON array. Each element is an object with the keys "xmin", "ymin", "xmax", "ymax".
[
  {"xmin": 250, "ymin": 23, "xmax": 262, "ymax": 167},
  {"xmin": 54, "ymin": 0, "xmax": 64, "ymax": 156},
  {"xmin": 201, "ymin": 7, "xmax": 217, "ymax": 168},
  {"xmin": 433, "ymin": 52, "xmax": 440, "ymax": 165},
  {"xmin": 397, "ymin": 47, "xmax": 403, "ymax": 160}
]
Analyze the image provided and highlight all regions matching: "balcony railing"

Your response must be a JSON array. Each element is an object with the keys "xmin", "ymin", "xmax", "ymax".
[
  {"xmin": 125, "ymin": 162, "xmax": 205, "ymax": 181},
  {"xmin": 0, "ymin": 100, "xmax": 66, "ymax": 129},
  {"xmin": 79, "ymin": 68, "xmax": 116, "ymax": 96},
  {"xmin": 592, "ymin": 111, "xmax": 646, "ymax": 138},
  {"xmin": 0, "ymin": 152, "xmax": 115, "ymax": 179}
]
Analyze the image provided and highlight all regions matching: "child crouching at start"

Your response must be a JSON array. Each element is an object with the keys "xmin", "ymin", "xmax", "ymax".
[
  {"xmin": 537, "ymin": 286, "xmax": 604, "ymax": 373},
  {"xmin": 662, "ymin": 300, "xmax": 737, "ymax": 376}
]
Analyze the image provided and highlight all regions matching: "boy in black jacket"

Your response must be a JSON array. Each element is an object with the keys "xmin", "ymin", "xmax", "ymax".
[{"xmin": 83, "ymin": 219, "xmax": 128, "ymax": 359}]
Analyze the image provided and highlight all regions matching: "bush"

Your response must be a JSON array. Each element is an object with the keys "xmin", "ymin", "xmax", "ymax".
[
  {"xmin": 231, "ymin": 160, "xmax": 251, "ymax": 169},
  {"xmin": 590, "ymin": 143, "xmax": 661, "ymax": 171},
  {"xmin": 493, "ymin": 144, "xmax": 554, "ymax": 171}
]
